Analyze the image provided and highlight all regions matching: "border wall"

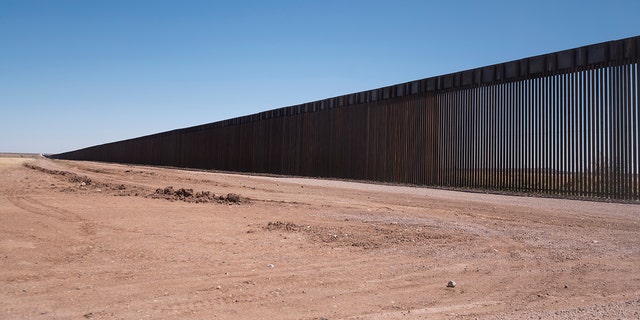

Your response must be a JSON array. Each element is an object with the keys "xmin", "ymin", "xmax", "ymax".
[{"xmin": 52, "ymin": 36, "xmax": 640, "ymax": 201}]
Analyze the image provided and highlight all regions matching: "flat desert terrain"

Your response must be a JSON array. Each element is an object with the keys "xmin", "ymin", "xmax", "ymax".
[{"xmin": 1, "ymin": 157, "xmax": 639, "ymax": 319}]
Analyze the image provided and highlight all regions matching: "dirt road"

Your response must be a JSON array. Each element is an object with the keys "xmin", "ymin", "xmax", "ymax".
[{"xmin": 1, "ymin": 157, "xmax": 639, "ymax": 319}]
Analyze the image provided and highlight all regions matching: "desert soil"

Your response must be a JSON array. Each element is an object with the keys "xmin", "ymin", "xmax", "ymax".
[{"xmin": 1, "ymin": 156, "xmax": 639, "ymax": 319}]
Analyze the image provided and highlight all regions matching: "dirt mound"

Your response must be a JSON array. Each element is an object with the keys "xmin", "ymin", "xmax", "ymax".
[
  {"xmin": 25, "ymin": 163, "xmax": 92, "ymax": 185},
  {"xmin": 149, "ymin": 186, "xmax": 243, "ymax": 204},
  {"xmin": 265, "ymin": 221, "xmax": 308, "ymax": 232},
  {"xmin": 24, "ymin": 164, "xmax": 244, "ymax": 204},
  {"xmin": 25, "ymin": 163, "xmax": 141, "ymax": 196}
]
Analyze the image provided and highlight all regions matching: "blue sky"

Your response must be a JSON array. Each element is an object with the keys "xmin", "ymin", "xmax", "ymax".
[{"xmin": 1, "ymin": 0, "xmax": 639, "ymax": 154}]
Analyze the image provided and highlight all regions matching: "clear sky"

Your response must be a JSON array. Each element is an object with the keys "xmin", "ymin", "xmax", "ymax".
[{"xmin": 1, "ymin": 0, "xmax": 639, "ymax": 154}]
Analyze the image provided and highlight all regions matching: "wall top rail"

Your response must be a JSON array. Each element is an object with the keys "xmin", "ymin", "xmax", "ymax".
[
  {"xmin": 73, "ymin": 35, "xmax": 640, "ymax": 143},
  {"xmin": 203, "ymin": 35, "xmax": 638, "ymax": 128}
]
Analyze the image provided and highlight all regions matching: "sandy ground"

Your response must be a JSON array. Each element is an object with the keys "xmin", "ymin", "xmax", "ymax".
[{"xmin": 1, "ymin": 157, "xmax": 639, "ymax": 319}]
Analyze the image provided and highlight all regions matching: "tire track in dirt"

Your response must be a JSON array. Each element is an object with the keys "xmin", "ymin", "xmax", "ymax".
[
  {"xmin": 7, "ymin": 194, "xmax": 83, "ymax": 223},
  {"xmin": 5, "ymin": 190, "xmax": 103, "ymax": 243}
]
